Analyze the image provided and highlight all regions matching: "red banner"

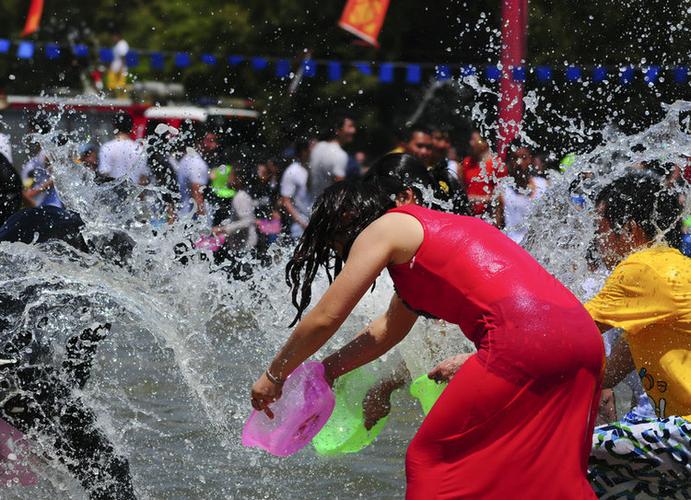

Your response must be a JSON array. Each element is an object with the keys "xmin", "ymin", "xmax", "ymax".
[
  {"xmin": 21, "ymin": 0, "xmax": 44, "ymax": 37},
  {"xmin": 338, "ymin": 0, "xmax": 391, "ymax": 47}
]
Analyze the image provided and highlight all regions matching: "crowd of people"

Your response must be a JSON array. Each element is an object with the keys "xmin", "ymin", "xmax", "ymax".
[
  {"xmin": 0, "ymin": 108, "xmax": 689, "ymax": 499},
  {"xmin": 2, "ymin": 110, "xmax": 582, "ymax": 255}
]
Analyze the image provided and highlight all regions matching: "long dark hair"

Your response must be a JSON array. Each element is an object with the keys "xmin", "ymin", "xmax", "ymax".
[
  {"xmin": 596, "ymin": 170, "xmax": 684, "ymax": 249},
  {"xmin": 363, "ymin": 153, "xmax": 435, "ymax": 204},
  {"xmin": 285, "ymin": 180, "xmax": 395, "ymax": 326}
]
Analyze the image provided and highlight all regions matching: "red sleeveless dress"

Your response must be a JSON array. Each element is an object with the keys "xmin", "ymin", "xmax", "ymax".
[{"xmin": 387, "ymin": 205, "xmax": 603, "ymax": 499}]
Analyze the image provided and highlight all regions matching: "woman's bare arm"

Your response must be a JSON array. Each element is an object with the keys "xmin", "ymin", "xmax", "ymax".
[
  {"xmin": 251, "ymin": 213, "xmax": 423, "ymax": 416},
  {"xmin": 322, "ymin": 294, "xmax": 418, "ymax": 382}
]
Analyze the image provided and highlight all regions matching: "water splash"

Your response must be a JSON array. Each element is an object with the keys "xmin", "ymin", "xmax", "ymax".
[{"xmin": 0, "ymin": 92, "xmax": 688, "ymax": 497}]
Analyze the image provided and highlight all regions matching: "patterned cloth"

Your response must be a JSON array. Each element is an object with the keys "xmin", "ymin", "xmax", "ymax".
[{"xmin": 589, "ymin": 416, "xmax": 691, "ymax": 498}]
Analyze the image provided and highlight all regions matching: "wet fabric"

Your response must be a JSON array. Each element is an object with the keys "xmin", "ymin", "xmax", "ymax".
[
  {"xmin": 586, "ymin": 246, "xmax": 691, "ymax": 419},
  {"xmin": 588, "ymin": 415, "xmax": 691, "ymax": 498},
  {"xmin": 387, "ymin": 204, "xmax": 604, "ymax": 499}
]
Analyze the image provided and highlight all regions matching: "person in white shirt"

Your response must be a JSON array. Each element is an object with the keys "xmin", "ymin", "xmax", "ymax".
[
  {"xmin": 280, "ymin": 140, "xmax": 312, "ymax": 239},
  {"xmin": 496, "ymin": 145, "xmax": 548, "ymax": 244},
  {"xmin": 174, "ymin": 124, "xmax": 209, "ymax": 217},
  {"xmin": 98, "ymin": 113, "xmax": 148, "ymax": 185},
  {"xmin": 308, "ymin": 114, "xmax": 356, "ymax": 199}
]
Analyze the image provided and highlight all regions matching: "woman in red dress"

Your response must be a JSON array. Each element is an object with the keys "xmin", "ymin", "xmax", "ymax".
[{"xmin": 251, "ymin": 154, "xmax": 603, "ymax": 499}]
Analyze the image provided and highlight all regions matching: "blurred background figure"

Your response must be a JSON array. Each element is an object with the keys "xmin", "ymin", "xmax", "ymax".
[
  {"xmin": 428, "ymin": 126, "xmax": 469, "ymax": 215},
  {"xmin": 77, "ymin": 143, "xmax": 98, "ymax": 172},
  {"xmin": 106, "ymin": 27, "xmax": 129, "ymax": 93},
  {"xmin": 252, "ymin": 160, "xmax": 280, "ymax": 250},
  {"xmin": 532, "ymin": 151, "xmax": 548, "ymax": 175},
  {"xmin": 280, "ymin": 139, "xmax": 312, "ymax": 239},
  {"xmin": 21, "ymin": 115, "xmax": 62, "ymax": 209},
  {"xmin": 200, "ymin": 130, "xmax": 222, "ymax": 168},
  {"xmin": 401, "ymin": 125, "xmax": 433, "ymax": 167},
  {"xmin": 431, "ymin": 127, "xmax": 457, "ymax": 179},
  {"xmin": 74, "ymin": 142, "xmax": 111, "ymax": 185},
  {"xmin": 308, "ymin": 113, "xmax": 356, "ymax": 199},
  {"xmin": 212, "ymin": 165, "xmax": 257, "ymax": 254},
  {"xmin": 98, "ymin": 112, "xmax": 149, "ymax": 185},
  {"xmin": 345, "ymin": 150, "xmax": 367, "ymax": 180},
  {"xmin": 356, "ymin": 151, "xmax": 369, "ymax": 175},
  {"xmin": 265, "ymin": 158, "xmax": 281, "ymax": 191},
  {"xmin": 144, "ymin": 125, "xmax": 180, "ymax": 224},
  {"xmin": 496, "ymin": 144, "xmax": 548, "ymax": 243},
  {"xmin": 0, "ymin": 122, "xmax": 12, "ymax": 164},
  {"xmin": 208, "ymin": 162, "xmax": 236, "ymax": 232},
  {"xmin": 399, "ymin": 124, "xmax": 468, "ymax": 215},
  {"xmin": 175, "ymin": 121, "xmax": 209, "ymax": 218},
  {"xmin": 460, "ymin": 129, "xmax": 506, "ymax": 217}
]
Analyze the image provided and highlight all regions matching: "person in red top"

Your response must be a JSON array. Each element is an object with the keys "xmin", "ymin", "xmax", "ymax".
[
  {"xmin": 460, "ymin": 130, "xmax": 506, "ymax": 216},
  {"xmin": 250, "ymin": 156, "xmax": 603, "ymax": 499}
]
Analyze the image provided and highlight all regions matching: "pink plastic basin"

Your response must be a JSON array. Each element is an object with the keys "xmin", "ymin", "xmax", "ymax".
[{"xmin": 242, "ymin": 361, "xmax": 335, "ymax": 457}]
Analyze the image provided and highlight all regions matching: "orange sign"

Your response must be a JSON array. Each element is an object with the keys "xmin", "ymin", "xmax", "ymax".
[
  {"xmin": 338, "ymin": 0, "xmax": 391, "ymax": 47},
  {"xmin": 21, "ymin": 0, "xmax": 44, "ymax": 37}
]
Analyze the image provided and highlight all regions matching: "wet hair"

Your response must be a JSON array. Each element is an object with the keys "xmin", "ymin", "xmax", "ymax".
[
  {"xmin": 113, "ymin": 112, "xmax": 133, "ymax": 134},
  {"xmin": 596, "ymin": 170, "xmax": 684, "ymax": 249},
  {"xmin": 363, "ymin": 153, "xmax": 434, "ymax": 204},
  {"xmin": 285, "ymin": 180, "xmax": 395, "ymax": 325}
]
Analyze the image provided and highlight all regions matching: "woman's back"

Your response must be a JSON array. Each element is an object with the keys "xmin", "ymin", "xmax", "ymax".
[{"xmin": 387, "ymin": 204, "xmax": 599, "ymax": 382}]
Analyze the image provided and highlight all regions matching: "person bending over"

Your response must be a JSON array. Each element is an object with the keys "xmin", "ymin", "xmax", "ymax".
[{"xmin": 250, "ymin": 160, "xmax": 603, "ymax": 498}]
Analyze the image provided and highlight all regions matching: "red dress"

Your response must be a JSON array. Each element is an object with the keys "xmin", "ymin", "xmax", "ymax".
[{"xmin": 387, "ymin": 205, "xmax": 603, "ymax": 499}]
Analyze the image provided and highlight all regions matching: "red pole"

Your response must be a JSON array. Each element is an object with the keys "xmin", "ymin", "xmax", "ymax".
[{"xmin": 497, "ymin": 0, "xmax": 528, "ymax": 157}]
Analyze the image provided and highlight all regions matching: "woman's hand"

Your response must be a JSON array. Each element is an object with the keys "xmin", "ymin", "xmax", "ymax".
[
  {"xmin": 428, "ymin": 353, "xmax": 473, "ymax": 382},
  {"xmin": 250, "ymin": 372, "xmax": 283, "ymax": 419}
]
